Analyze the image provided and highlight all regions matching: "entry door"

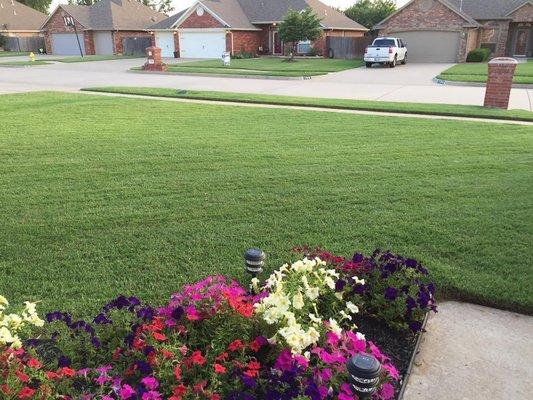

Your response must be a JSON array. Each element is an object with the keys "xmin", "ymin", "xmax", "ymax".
[
  {"xmin": 273, "ymin": 31, "xmax": 282, "ymax": 54},
  {"xmin": 514, "ymin": 29, "xmax": 529, "ymax": 56}
]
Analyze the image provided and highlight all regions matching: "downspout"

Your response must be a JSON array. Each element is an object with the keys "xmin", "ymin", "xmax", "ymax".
[{"xmin": 226, "ymin": 29, "xmax": 234, "ymax": 55}]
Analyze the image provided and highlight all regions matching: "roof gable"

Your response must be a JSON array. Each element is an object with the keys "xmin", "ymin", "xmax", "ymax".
[
  {"xmin": 0, "ymin": 0, "xmax": 47, "ymax": 31},
  {"xmin": 445, "ymin": 0, "xmax": 530, "ymax": 20}
]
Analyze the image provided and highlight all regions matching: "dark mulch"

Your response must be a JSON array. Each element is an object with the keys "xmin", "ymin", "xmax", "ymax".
[{"xmin": 354, "ymin": 315, "xmax": 421, "ymax": 398}]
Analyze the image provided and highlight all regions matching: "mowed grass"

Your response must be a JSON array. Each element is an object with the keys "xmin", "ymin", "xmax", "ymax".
[
  {"xmin": 165, "ymin": 58, "xmax": 364, "ymax": 76},
  {"xmin": 0, "ymin": 60, "xmax": 52, "ymax": 66},
  {"xmin": 0, "ymin": 92, "xmax": 532, "ymax": 317},
  {"xmin": 0, "ymin": 51, "xmax": 29, "ymax": 57},
  {"xmin": 438, "ymin": 61, "xmax": 533, "ymax": 84},
  {"xmin": 53, "ymin": 55, "xmax": 141, "ymax": 63}
]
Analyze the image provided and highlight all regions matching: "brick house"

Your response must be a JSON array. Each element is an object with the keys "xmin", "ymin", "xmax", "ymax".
[
  {"xmin": 0, "ymin": 0, "xmax": 47, "ymax": 51},
  {"xmin": 149, "ymin": 0, "xmax": 368, "ymax": 58},
  {"xmin": 374, "ymin": 0, "xmax": 533, "ymax": 63},
  {"xmin": 42, "ymin": 0, "xmax": 167, "ymax": 55}
]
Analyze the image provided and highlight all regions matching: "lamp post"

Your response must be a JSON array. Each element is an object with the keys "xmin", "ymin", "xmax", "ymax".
[
  {"xmin": 244, "ymin": 248, "xmax": 265, "ymax": 278},
  {"xmin": 346, "ymin": 353, "xmax": 381, "ymax": 399}
]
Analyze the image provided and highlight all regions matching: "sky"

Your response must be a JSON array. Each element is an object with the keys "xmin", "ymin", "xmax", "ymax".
[{"xmin": 48, "ymin": 0, "xmax": 410, "ymax": 14}]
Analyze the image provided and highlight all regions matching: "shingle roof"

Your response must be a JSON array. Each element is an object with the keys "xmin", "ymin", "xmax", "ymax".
[
  {"xmin": 150, "ymin": 9, "xmax": 186, "ymax": 29},
  {"xmin": 45, "ymin": 0, "xmax": 168, "ymax": 30},
  {"xmin": 0, "ymin": 0, "xmax": 47, "ymax": 31},
  {"xmin": 157, "ymin": 0, "xmax": 367, "ymax": 31},
  {"xmin": 445, "ymin": 0, "xmax": 530, "ymax": 20}
]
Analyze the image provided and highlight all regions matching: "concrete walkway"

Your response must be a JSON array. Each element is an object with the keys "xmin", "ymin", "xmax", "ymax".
[
  {"xmin": 403, "ymin": 302, "xmax": 533, "ymax": 400},
  {"xmin": 81, "ymin": 90, "xmax": 533, "ymax": 126}
]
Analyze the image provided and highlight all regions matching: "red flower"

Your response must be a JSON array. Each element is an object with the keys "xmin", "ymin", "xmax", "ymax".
[
  {"xmin": 213, "ymin": 363, "xmax": 226, "ymax": 374},
  {"xmin": 58, "ymin": 367, "xmax": 76, "ymax": 377},
  {"xmin": 172, "ymin": 384, "xmax": 187, "ymax": 397},
  {"xmin": 45, "ymin": 371, "xmax": 60, "ymax": 380},
  {"xmin": 215, "ymin": 352, "xmax": 228, "ymax": 362},
  {"xmin": 228, "ymin": 340, "xmax": 244, "ymax": 352},
  {"xmin": 112, "ymin": 347, "xmax": 122, "ymax": 361},
  {"xmin": 18, "ymin": 386, "xmax": 35, "ymax": 399},
  {"xmin": 174, "ymin": 366, "xmax": 182, "ymax": 380},
  {"xmin": 244, "ymin": 360, "xmax": 260, "ymax": 377},
  {"xmin": 210, "ymin": 394, "xmax": 221, "ymax": 400},
  {"xmin": 152, "ymin": 332, "xmax": 167, "ymax": 342},
  {"xmin": 1, "ymin": 384, "xmax": 12, "ymax": 395},
  {"xmin": 26, "ymin": 358, "xmax": 42, "ymax": 369},
  {"xmin": 190, "ymin": 351, "xmax": 206, "ymax": 366},
  {"xmin": 249, "ymin": 337, "xmax": 265, "ymax": 352},
  {"xmin": 15, "ymin": 370, "xmax": 29, "ymax": 383},
  {"xmin": 161, "ymin": 349, "xmax": 175, "ymax": 359}
]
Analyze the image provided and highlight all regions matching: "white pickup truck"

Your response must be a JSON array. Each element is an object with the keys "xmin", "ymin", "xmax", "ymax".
[{"xmin": 364, "ymin": 37, "xmax": 407, "ymax": 68}]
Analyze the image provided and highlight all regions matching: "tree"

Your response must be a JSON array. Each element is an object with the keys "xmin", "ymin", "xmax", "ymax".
[
  {"xmin": 278, "ymin": 8, "xmax": 323, "ymax": 61},
  {"xmin": 18, "ymin": 0, "xmax": 52, "ymax": 13},
  {"xmin": 344, "ymin": 0, "xmax": 396, "ymax": 30}
]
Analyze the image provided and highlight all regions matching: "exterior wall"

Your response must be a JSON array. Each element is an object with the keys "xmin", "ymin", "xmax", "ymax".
[
  {"xmin": 113, "ymin": 31, "xmax": 152, "ymax": 55},
  {"xmin": 43, "ymin": 7, "xmax": 93, "ymax": 54},
  {"xmin": 180, "ymin": 9, "xmax": 224, "ymax": 28},
  {"xmin": 509, "ymin": 4, "xmax": 533, "ymax": 23},
  {"xmin": 377, "ymin": 0, "xmax": 471, "ymax": 62},
  {"xmin": 478, "ymin": 20, "xmax": 511, "ymax": 57},
  {"xmin": 230, "ymin": 30, "xmax": 262, "ymax": 55},
  {"xmin": 465, "ymin": 28, "xmax": 479, "ymax": 54}
]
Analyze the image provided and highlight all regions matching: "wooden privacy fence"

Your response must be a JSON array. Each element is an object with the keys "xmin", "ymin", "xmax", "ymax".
[
  {"xmin": 327, "ymin": 36, "xmax": 372, "ymax": 59},
  {"xmin": 5, "ymin": 36, "xmax": 45, "ymax": 52},
  {"xmin": 122, "ymin": 37, "xmax": 152, "ymax": 56}
]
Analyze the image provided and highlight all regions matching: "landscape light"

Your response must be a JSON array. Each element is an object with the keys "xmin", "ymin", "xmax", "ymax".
[
  {"xmin": 244, "ymin": 248, "xmax": 265, "ymax": 278},
  {"xmin": 346, "ymin": 353, "xmax": 381, "ymax": 399}
]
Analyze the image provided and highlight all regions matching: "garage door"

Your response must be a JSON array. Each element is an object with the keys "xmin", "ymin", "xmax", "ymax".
[
  {"xmin": 155, "ymin": 32, "xmax": 175, "ymax": 58},
  {"xmin": 51, "ymin": 33, "xmax": 85, "ymax": 55},
  {"xmin": 389, "ymin": 31, "xmax": 460, "ymax": 62},
  {"xmin": 179, "ymin": 31, "xmax": 226, "ymax": 58},
  {"xmin": 94, "ymin": 31, "xmax": 114, "ymax": 55}
]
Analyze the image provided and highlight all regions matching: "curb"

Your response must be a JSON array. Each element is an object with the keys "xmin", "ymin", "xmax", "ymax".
[
  {"xmin": 128, "ymin": 69, "xmax": 313, "ymax": 81},
  {"xmin": 433, "ymin": 77, "xmax": 533, "ymax": 89}
]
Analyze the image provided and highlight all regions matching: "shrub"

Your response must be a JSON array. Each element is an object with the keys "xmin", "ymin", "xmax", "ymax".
[
  {"xmin": 0, "ymin": 34, "xmax": 6, "ymax": 48},
  {"xmin": 306, "ymin": 47, "xmax": 319, "ymax": 57},
  {"xmin": 466, "ymin": 48, "xmax": 491, "ymax": 62},
  {"xmin": 232, "ymin": 51, "xmax": 254, "ymax": 59}
]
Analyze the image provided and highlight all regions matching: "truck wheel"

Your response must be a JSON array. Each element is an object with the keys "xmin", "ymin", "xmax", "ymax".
[
  {"xmin": 365, "ymin": 62, "xmax": 372, "ymax": 68},
  {"xmin": 389, "ymin": 56, "xmax": 397, "ymax": 68},
  {"xmin": 402, "ymin": 55, "xmax": 407, "ymax": 65}
]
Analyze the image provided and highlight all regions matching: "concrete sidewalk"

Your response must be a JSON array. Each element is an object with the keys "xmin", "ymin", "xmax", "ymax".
[{"xmin": 403, "ymin": 302, "xmax": 533, "ymax": 400}]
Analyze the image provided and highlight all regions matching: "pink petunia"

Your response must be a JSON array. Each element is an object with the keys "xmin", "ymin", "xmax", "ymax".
[
  {"xmin": 142, "ymin": 391, "xmax": 162, "ymax": 400},
  {"xmin": 379, "ymin": 383, "xmax": 395, "ymax": 400},
  {"xmin": 141, "ymin": 376, "xmax": 159, "ymax": 390},
  {"xmin": 120, "ymin": 384, "xmax": 136, "ymax": 399}
]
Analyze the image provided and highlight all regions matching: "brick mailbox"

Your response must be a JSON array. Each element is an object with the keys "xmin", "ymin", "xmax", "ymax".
[
  {"xmin": 483, "ymin": 57, "xmax": 518, "ymax": 110},
  {"xmin": 143, "ymin": 46, "xmax": 167, "ymax": 72}
]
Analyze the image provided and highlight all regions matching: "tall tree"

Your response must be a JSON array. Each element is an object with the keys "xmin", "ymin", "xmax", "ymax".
[
  {"xmin": 344, "ymin": 0, "xmax": 396, "ymax": 30},
  {"xmin": 18, "ymin": 0, "xmax": 52, "ymax": 13},
  {"xmin": 278, "ymin": 8, "xmax": 322, "ymax": 61}
]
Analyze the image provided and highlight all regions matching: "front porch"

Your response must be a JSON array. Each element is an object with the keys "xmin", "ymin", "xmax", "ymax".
[{"xmin": 507, "ymin": 23, "xmax": 533, "ymax": 58}]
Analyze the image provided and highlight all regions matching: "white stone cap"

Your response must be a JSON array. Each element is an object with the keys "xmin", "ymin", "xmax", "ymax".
[{"xmin": 489, "ymin": 57, "xmax": 518, "ymax": 65}]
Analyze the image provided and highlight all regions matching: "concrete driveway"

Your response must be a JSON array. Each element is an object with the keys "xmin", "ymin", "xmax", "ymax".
[{"xmin": 0, "ymin": 57, "xmax": 531, "ymax": 110}]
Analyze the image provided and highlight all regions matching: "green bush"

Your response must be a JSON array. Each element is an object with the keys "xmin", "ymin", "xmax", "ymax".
[
  {"xmin": 0, "ymin": 34, "xmax": 7, "ymax": 48},
  {"xmin": 232, "ymin": 50, "xmax": 254, "ymax": 59},
  {"xmin": 466, "ymin": 48, "xmax": 491, "ymax": 62},
  {"xmin": 306, "ymin": 47, "xmax": 319, "ymax": 57}
]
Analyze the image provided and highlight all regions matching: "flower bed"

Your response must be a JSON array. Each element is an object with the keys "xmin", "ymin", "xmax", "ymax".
[{"xmin": 0, "ymin": 249, "xmax": 436, "ymax": 400}]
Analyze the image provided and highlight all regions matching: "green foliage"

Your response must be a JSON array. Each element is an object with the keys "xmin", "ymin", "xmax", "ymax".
[
  {"xmin": 466, "ymin": 48, "xmax": 491, "ymax": 62},
  {"xmin": 0, "ymin": 34, "xmax": 6, "ymax": 48},
  {"xmin": 232, "ymin": 51, "xmax": 255, "ymax": 59},
  {"xmin": 344, "ymin": 0, "xmax": 396, "ymax": 29},
  {"xmin": 278, "ymin": 8, "xmax": 323, "ymax": 59},
  {"xmin": 18, "ymin": 0, "xmax": 51, "ymax": 13}
]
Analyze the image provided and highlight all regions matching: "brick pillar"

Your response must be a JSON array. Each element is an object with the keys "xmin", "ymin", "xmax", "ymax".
[
  {"xmin": 143, "ymin": 46, "xmax": 167, "ymax": 71},
  {"xmin": 483, "ymin": 57, "xmax": 517, "ymax": 109}
]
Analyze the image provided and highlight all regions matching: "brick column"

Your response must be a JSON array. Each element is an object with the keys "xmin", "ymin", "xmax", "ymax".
[
  {"xmin": 143, "ymin": 46, "xmax": 167, "ymax": 71},
  {"xmin": 483, "ymin": 57, "xmax": 518, "ymax": 109}
]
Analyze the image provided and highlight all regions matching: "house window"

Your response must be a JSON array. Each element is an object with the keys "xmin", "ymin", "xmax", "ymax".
[{"xmin": 297, "ymin": 40, "xmax": 311, "ymax": 54}]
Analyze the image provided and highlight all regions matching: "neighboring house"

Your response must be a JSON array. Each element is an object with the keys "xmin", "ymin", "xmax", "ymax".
[
  {"xmin": 149, "ymin": 0, "xmax": 368, "ymax": 58},
  {"xmin": 374, "ymin": 0, "xmax": 533, "ymax": 63},
  {"xmin": 41, "ymin": 0, "xmax": 167, "ymax": 55},
  {"xmin": 0, "ymin": 0, "xmax": 47, "ymax": 51}
]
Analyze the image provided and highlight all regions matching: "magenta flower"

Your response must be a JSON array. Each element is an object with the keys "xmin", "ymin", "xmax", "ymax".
[
  {"xmin": 120, "ymin": 384, "xmax": 136, "ymax": 399},
  {"xmin": 142, "ymin": 390, "xmax": 162, "ymax": 400},
  {"xmin": 379, "ymin": 383, "xmax": 395, "ymax": 400},
  {"xmin": 141, "ymin": 376, "xmax": 159, "ymax": 390}
]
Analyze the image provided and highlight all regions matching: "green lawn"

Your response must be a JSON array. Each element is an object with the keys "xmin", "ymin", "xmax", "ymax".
[
  {"xmin": 0, "ymin": 51, "xmax": 29, "ymax": 57},
  {"xmin": 164, "ymin": 58, "xmax": 364, "ymax": 76},
  {"xmin": 438, "ymin": 61, "xmax": 533, "ymax": 84},
  {"xmin": 0, "ymin": 92, "xmax": 531, "ymax": 317},
  {"xmin": 84, "ymin": 86, "xmax": 533, "ymax": 122}
]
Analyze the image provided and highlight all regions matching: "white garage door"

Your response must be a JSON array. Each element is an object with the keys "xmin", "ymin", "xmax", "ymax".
[
  {"xmin": 51, "ymin": 33, "xmax": 85, "ymax": 55},
  {"xmin": 94, "ymin": 31, "xmax": 114, "ymax": 55},
  {"xmin": 390, "ymin": 31, "xmax": 460, "ymax": 62},
  {"xmin": 179, "ymin": 31, "xmax": 226, "ymax": 58},
  {"xmin": 155, "ymin": 32, "xmax": 175, "ymax": 58}
]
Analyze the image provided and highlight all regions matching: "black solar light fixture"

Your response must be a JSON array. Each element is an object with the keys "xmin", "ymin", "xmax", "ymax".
[
  {"xmin": 244, "ymin": 248, "xmax": 265, "ymax": 278},
  {"xmin": 346, "ymin": 353, "xmax": 382, "ymax": 399}
]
